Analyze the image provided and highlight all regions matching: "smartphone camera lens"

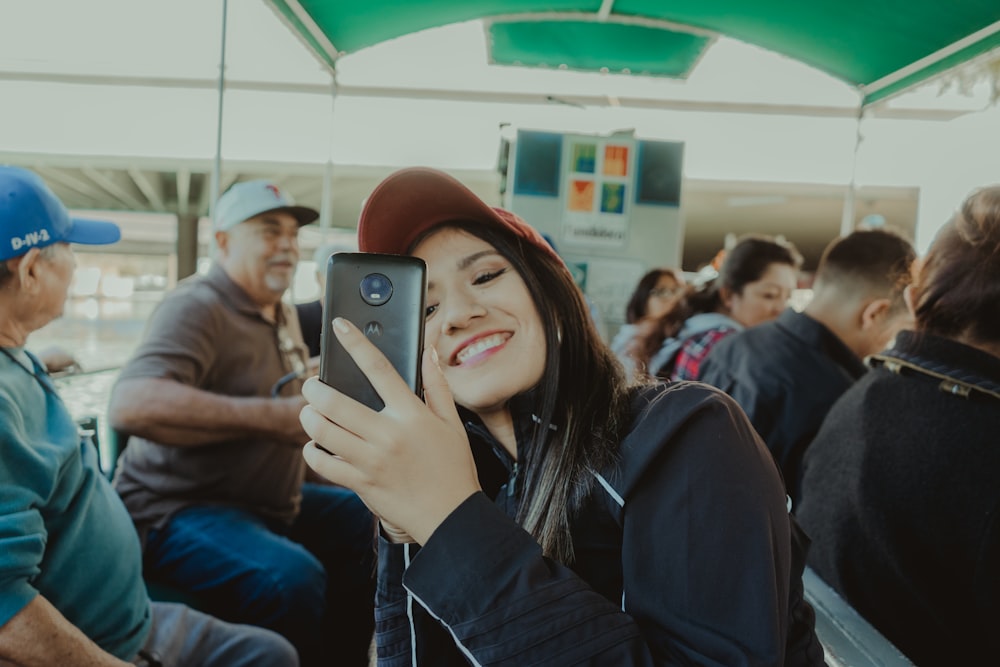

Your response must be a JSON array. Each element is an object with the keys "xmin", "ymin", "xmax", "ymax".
[{"xmin": 359, "ymin": 273, "xmax": 393, "ymax": 306}]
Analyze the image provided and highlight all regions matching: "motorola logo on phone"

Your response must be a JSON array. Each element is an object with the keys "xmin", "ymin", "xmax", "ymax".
[{"xmin": 364, "ymin": 321, "xmax": 383, "ymax": 338}]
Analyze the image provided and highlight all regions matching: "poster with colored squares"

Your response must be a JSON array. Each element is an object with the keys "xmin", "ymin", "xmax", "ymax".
[{"xmin": 561, "ymin": 138, "xmax": 633, "ymax": 247}]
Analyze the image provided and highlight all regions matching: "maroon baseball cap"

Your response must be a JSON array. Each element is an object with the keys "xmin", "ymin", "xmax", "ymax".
[{"xmin": 357, "ymin": 167, "xmax": 562, "ymax": 264}]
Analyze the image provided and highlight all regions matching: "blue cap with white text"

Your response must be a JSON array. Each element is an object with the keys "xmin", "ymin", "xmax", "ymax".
[{"xmin": 0, "ymin": 166, "xmax": 121, "ymax": 261}]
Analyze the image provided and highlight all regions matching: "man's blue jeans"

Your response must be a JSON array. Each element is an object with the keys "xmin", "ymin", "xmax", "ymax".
[{"xmin": 145, "ymin": 483, "xmax": 375, "ymax": 667}]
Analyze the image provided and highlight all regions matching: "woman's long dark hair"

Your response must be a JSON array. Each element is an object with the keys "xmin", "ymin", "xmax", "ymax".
[
  {"xmin": 427, "ymin": 221, "xmax": 632, "ymax": 563},
  {"xmin": 625, "ymin": 292, "xmax": 692, "ymax": 374}
]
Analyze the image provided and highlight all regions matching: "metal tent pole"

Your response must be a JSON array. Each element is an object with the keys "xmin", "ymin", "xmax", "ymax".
[
  {"xmin": 318, "ymin": 72, "xmax": 339, "ymax": 239},
  {"xmin": 208, "ymin": 0, "xmax": 229, "ymax": 223},
  {"xmin": 840, "ymin": 103, "xmax": 864, "ymax": 236}
]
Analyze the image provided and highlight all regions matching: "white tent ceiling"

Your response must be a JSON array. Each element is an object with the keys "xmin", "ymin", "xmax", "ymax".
[{"xmin": 0, "ymin": 0, "xmax": 996, "ymax": 267}]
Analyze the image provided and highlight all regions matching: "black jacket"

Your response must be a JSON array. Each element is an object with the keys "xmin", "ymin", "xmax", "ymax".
[
  {"xmin": 295, "ymin": 299, "xmax": 323, "ymax": 358},
  {"xmin": 698, "ymin": 310, "xmax": 865, "ymax": 506},
  {"xmin": 797, "ymin": 331, "xmax": 1000, "ymax": 666},
  {"xmin": 375, "ymin": 382, "xmax": 817, "ymax": 666}
]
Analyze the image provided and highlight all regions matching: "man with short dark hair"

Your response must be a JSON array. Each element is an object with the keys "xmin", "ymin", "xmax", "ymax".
[
  {"xmin": 0, "ymin": 166, "xmax": 297, "ymax": 666},
  {"xmin": 109, "ymin": 180, "xmax": 375, "ymax": 667},
  {"xmin": 699, "ymin": 229, "xmax": 917, "ymax": 506}
]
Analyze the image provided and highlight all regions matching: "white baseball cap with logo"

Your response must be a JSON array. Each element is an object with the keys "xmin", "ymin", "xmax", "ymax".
[{"xmin": 213, "ymin": 180, "xmax": 319, "ymax": 232}]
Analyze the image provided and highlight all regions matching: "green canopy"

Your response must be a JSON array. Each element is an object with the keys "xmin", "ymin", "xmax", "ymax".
[{"xmin": 268, "ymin": 0, "xmax": 1000, "ymax": 105}]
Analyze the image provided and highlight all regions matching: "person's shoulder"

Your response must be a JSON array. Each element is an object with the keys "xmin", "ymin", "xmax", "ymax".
[
  {"xmin": 0, "ymin": 377, "xmax": 21, "ymax": 416},
  {"xmin": 613, "ymin": 382, "xmax": 768, "ymax": 492},
  {"xmin": 627, "ymin": 381, "xmax": 744, "ymax": 443},
  {"xmin": 609, "ymin": 323, "xmax": 637, "ymax": 353},
  {"xmin": 0, "ymin": 368, "xmax": 35, "ymax": 439},
  {"xmin": 295, "ymin": 299, "xmax": 322, "ymax": 318},
  {"xmin": 724, "ymin": 317, "xmax": 783, "ymax": 347},
  {"xmin": 716, "ymin": 317, "xmax": 805, "ymax": 364},
  {"xmin": 682, "ymin": 323, "xmax": 736, "ymax": 350},
  {"xmin": 125, "ymin": 277, "xmax": 232, "ymax": 358},
  {"xmin": 165, "ymin": 272, "xmax": 220, "ymax": 305},
  {"xmin": 700, "ymin": 325, "xmax": 745, "ymax": 358},
  {"xmin": 0, "ymin": 355, "xmax": 35, "ymax": 396},
  {"xmin": 153, "ymin": 274, "xmax": 228, "ymax": 321}
]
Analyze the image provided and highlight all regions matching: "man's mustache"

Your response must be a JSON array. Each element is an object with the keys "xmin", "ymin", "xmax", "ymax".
[{"xmin": 267, "ymin": 254, "xmax": 297, "ymax": 266}]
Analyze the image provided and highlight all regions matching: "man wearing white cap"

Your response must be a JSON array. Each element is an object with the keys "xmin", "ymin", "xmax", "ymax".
[
  {"xmin": 0, "ymin": 167, "xmax": 298, "ymax": 666},
  {"xmin": 109, "ymin": 180, "xmax": 375, "ymax": 667}
]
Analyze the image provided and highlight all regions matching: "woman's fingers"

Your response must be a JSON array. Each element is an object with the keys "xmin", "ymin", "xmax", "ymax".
[
  {"xmin": 421, "ymin": 347, "xmax": 463, "ymax": 429},
  {"xmin": 301, "ymin": 376, "xmax": 374, "ymax": 439},
  {"xmin": 330, "ymin": 317, "xmax": 423, "ymax": 408},
  {"xmin": 299, "ymin": 319, "xmax": 481, "ymax": 542},
  {"xmin": 299, "ymin": 403, "xmax": 369, "ymax": 462},
  {"xmin": 302, "ymin": 441, "xmax": 365, "ymax": 490}
]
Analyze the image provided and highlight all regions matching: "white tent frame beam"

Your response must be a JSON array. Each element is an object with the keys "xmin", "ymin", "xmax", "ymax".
[
  {"xmin": 127, "ymin": 167, "xmax": 168, "ymax": 213},
  {"xmin": 34, "ymin": 167, "xmax": 103, "ymax": 205},
  {"xmin": 0, "ymin": 70, "xmax": 973, "ymax": 122},
  {"xmin": 82, "ymin": 167, "xmax": 147, "ymax": 211}
]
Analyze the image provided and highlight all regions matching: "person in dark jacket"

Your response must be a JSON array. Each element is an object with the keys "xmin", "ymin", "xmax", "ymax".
[
  {"xmin": 297, "ymin": 167, "xmax": 826, "ymax": 666},
  {"xmin": 698, "ymin": 229, "xmax": 916, "ymax": 506},
  {"xmin": 296, "ymin": 240, "xmax": 356, "ymax": 358},
  {"xmin": 797, "ymin": 184, "xmax": 1000, "ymax": 666}
]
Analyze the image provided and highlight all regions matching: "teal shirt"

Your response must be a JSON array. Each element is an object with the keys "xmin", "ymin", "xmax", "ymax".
[{"xmin": 0, "ymin": 349, "xmax": 151, "ymax": 659}]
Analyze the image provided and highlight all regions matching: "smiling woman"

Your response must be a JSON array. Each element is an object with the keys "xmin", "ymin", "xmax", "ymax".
[
  {"xmin": 298, "ymin": 167, "xmax": 825, "ymax": 666},
  {"xmin": 415, "ymin": 227, "xmax": 547, "ymax": 420}
]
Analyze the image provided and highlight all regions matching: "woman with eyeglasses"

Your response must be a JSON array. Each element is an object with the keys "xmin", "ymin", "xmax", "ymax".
[
  {"xmin": 610, "ymin": 269, "xmax": 687, "ymax": 379},
  {"xmin": 298, "ymin": 168, "xmax": 822, "ymax": 666}
]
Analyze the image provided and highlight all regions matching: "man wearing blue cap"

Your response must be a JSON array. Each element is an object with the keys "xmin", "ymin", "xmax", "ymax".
[
  {"xmin": 0, "ymin": 166, "xmax": 297, "ymax": 666},
  {"xmin": 108, "ymin": 180, "xmax": 375, "ymax": 666}
]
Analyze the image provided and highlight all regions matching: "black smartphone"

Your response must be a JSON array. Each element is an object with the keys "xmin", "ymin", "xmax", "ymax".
[{"xmin": 319, "ymin": 252, "xmax": 426, "ymax": 410}]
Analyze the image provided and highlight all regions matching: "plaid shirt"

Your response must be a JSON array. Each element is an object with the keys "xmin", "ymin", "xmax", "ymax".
[{"xmin": 671, "ymin": 327, "xmax": 737, "ymax": 381}]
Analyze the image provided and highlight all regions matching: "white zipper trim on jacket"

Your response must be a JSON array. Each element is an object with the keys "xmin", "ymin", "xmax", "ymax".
[
  {"xmin": 404, "ymin": 585, "xmax": 484, "ymax": 667},
  {"xmin": 401, "ymin": 475, "xmax": 627, "ymax": 664},
  {"xmin": 403, "ymin": 544, "xmax": 419, "ymax": 667},
  {"xmin": 594, "ymin": 472, "xmax": 625, "ymax": 508}
]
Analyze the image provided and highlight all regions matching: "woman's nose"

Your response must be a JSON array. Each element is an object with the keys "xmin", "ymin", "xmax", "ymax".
[{"xmin": 441, "ymin": 294, "xmax": 486, "ymax": 333}]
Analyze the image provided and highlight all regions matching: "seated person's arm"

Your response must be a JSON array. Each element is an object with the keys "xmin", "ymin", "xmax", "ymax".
[
  {"xmin": 109, "ymin": 377, "xmax": 306, "ymax": 448},
  {"xmin": 34, "ymin": 345, "xmax": 81, "ymax": 374},
  {"xmin": 107, "ymin": 290, "xmax": 307, "ymax": 448},
  {"xmin": 0, "ymin": 595, "xmax": 132, "ymax": 667}
]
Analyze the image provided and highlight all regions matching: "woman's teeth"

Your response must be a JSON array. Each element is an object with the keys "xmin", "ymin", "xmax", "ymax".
[{"xmin": 457, "ymin": 333, "xmax": 507, "ymax": 364}]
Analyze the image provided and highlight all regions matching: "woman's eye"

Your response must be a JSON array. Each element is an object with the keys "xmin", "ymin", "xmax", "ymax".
[
  {"xmin": 425, "ymin": 304, "xmax": 438, "ymax": 318},
  {"xmin": 473, "ymin": 268, "xmax": 507, "ymax": 285}
]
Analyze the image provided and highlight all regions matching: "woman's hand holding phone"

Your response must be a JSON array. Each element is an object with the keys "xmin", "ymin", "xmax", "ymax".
[{"xmin": 300, "ymin": 317, "xmax": 482, "ymax": 546}]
